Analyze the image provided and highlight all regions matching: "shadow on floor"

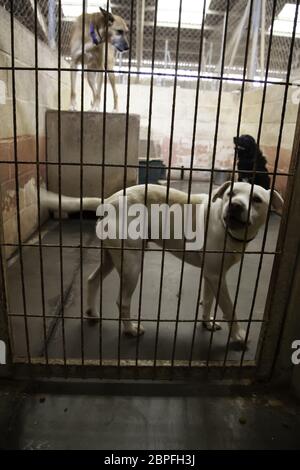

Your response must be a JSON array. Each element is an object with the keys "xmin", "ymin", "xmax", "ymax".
[{"xmin": 0, "ymin": 381, "xmax": 299, "ymax": 450}]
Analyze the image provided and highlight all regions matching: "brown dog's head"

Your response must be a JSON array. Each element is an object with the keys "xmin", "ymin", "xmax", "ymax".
[{"xmin": 98, "ymin": 7, "xmax": 129, "ymax": 52}]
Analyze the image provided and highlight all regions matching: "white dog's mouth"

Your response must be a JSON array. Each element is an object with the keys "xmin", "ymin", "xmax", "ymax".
[{"xmin": 224, "ymin": 213, "xmax": 249, "ymax": 229}]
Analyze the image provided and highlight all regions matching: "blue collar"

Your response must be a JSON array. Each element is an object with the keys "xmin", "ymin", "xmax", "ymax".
[{"xmin": 90, "ymin": 22, "xmax": 101, "ymax": 45}]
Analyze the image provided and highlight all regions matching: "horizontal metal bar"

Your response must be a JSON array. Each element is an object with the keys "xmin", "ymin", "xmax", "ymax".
[
  {"xmin": 0, "ymin": 65, "xmax": 298, "ymax": 87},
  {"xmin": 7, "ymin": 312, "xmax": 266, "ymax": 323},
  {"xmin": 1, "ymin": 242, "xmax": 280, "ymax": 255},
  {"xmin": 0, "ymin": 160, "xmax": 293, "ymax": 177}
]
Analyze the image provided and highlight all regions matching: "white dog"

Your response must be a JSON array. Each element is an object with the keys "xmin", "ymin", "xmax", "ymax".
[{"xmin": 41, "ymin": 181, "xmax": 283, "ymax": 345}]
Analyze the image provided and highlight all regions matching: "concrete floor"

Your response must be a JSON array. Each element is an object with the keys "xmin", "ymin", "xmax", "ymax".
[
  {"xmin": 0, "ymin": 381, "xmax": 299, "ymax": 449},
  {"xmin": 6, "ymin": 181, "xmax": 280, "ymax": 364}
]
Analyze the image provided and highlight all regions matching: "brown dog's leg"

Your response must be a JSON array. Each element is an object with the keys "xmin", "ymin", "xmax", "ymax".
[
  {"xmin": 70, "ymin": 59, "xmax": 78, "ymax": 110},
  {"xmin": 87, "ymin": 71, "xmax": 99, "ymax": 111},
  {"xmin": 108, "ymin": 72, "xmax": 118, "ymax": 111},
  {"xmin": 95, "ymin": 71, "xmax": 103, "ymax": 111}
]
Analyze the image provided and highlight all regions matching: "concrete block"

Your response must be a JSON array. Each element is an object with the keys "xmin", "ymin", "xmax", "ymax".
[{"xmin": 46, "ymin": 111, "xmax": 140, "ymax": 198}]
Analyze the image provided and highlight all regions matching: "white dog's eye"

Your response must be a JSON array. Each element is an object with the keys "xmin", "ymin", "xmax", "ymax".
[
  {"xmin": 227, "ymin": 190, "xmax": 236, "ymax": 198},
  {"xmin": 252, "ymin": 195, "xmax": 262, "ymax": 204}
]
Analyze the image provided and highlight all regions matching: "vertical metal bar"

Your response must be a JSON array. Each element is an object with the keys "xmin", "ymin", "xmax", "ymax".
[
  {"xmin": 170, "ymin": 0, "xmax": 207, "ymax": 370},
  {"xmin": 99, "ymin": 0, "xmax": 110, "ymax": 369},
  {"xmin": 79, "ymin": 0, "xmax": 87, "ymax": 367},
  {"xmin": 135, "ymin": 0, "xmax": 159, "ymax": 367},
  {"xmin": 57, "ymin": 0, "xmax": 67, "ymax": 368},
  {"xmin": 10, "ymin": 0, "xmax": 31, "ymax": 364},
  {"xmin": 260, "ymin": 0, "xmax": 266, "ymax": 80},
  {"xmin": 117, "ymin": 0, "xmax": 135, "ymax": 367},
  {"xmin": 0, "ymin": 194, "xmax": 12, "ymax": 368},
  {"xmin": 136, "ymin": 0, "xmax": 145, "ymax": 83},
  {"xmin": 241, "ymin": 0, "xmax": 300, "ymax": 368},
  {"xmin": 34, "ymin": 0, "xmax": 49, "ymax": 367},
  {"xmin": 153, "ymin": 0, "xmax": 183, "ymax": 369},
  {"xmin": 48, "ymin": 0, "xmax": 56, "ymax": 49},
  {"xmin": 189, "ymin": 0, "xmax": 231, "ymax": 366}
]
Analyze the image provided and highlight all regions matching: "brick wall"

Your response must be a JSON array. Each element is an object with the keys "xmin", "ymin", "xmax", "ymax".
[{"xmin": 0, "ymin": 7, "xmax": 70, "ymax": 258}]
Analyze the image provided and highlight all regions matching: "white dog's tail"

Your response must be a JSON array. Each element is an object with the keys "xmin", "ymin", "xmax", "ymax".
[{"xmin": 40, "ymin": 188, "xmax": 101, "ymax": 213}]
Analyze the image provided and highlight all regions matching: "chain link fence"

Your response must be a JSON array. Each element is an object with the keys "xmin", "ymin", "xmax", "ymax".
[{"xmin": 1, "ymin": 0, "xmax": 300, "ymax": 82}]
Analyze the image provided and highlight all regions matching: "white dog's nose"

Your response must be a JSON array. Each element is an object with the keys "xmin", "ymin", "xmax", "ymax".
[{"xmin": 229, "ymin": 202, "xmax": 244, "ymax": 214}]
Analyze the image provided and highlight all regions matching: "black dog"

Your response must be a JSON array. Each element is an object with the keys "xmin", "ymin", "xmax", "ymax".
[{"xmin": 233, "ymin": 135, "xmax": 270, "ymax": 190}]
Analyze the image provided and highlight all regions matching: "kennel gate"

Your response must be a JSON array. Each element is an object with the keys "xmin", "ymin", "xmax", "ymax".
[{"xmin": 0, "ymin": 0, "xmax": 300, "ymax": 381}]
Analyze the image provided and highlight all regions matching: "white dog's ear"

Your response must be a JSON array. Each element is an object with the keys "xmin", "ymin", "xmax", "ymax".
[
  {"xmin": 212, "ymin": 181, "xmax": 232, "ymax": 202},
  {"xmin": 270, "ymin": 189, "xmax": 284, "ymax": 212}
]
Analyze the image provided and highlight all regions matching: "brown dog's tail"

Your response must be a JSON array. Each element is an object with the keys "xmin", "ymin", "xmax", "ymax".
[{"xmin": 40, "ymin": 188, "xmax": 102, "ymax": 213}]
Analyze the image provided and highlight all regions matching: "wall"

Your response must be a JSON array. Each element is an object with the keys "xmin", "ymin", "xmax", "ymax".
[
  {"xmin": 77, "ymin": 80, "xmax": 240, "ymax": 179},
  {"xmin": 0, "ymin": 7, "xmax": 70, "ymax": 258},
  {"xmin": 81, "ymin": 79, "xmax": 297, "ymax": 192}
]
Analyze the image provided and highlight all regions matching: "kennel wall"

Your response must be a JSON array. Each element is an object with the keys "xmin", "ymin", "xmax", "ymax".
[{"xmin": 81, "ymin": 80, "xmax": 297, "ymax": 194}]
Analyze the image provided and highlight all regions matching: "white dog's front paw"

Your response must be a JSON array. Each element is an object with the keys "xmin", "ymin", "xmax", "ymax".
[
  {"xmin": 202, "ymin": 320, "xmax": 222, "ymax": 331},
  {"xmin": 69, "ymin": 104, "xmax": 77, "ymax": 111},
  {"xmin": 231, "ymin": 328, "xmax": 247, "ymax": 345},
  {"xmin": 86, "ymin": 308, "xmax": 99, "ymax": 322},
  {"xmin": 124, "ymin": 322, "xmax": 145, "ymax": 337}
]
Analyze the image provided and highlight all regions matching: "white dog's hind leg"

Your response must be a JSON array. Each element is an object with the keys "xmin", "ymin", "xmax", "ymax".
[
  {"xmin": 114, "ymin": 252, "xmax": 144, "ymax": 337},
  {"xmin": 202, "ymin": 277, "xmax": 221, "ymax": 331},
  {"xmin": 86, "ymin": 251, "xmax": 113, "ymax": 319}
]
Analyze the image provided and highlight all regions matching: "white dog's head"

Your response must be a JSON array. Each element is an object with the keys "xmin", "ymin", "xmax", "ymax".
[{"xmin": 212, "ymin": 181, "xmax": 283, "ymax": 241}]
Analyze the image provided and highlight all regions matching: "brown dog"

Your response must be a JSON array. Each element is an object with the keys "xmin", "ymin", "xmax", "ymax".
[{"xmin": 70, "ymin": 8, "xmax": 129, "ymax": 112}]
